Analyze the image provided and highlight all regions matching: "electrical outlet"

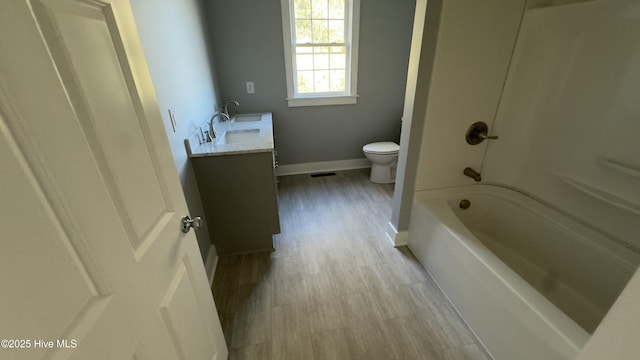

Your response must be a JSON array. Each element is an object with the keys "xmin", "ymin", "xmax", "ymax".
[{"xmin": 246, "ymin": 81, "xmax": 255, "ymax": 94}]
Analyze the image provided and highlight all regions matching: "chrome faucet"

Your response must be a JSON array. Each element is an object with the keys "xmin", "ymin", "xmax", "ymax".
[
  {"xmin": 463, "ymin": 167, "xmax": 482, "ymax": 182},
  {"xmin": 208, "ymin": 112, "xmax": 230, "ymax": 142},
  {"xmin": 222, "ymin": 100, "xmax": 240, "ymax": 118}
]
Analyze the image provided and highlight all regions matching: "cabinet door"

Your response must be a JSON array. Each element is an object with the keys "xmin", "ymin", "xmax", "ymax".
[{"xmin": 193, "ymin": 152, "xmax": 280, "ymax": 255}]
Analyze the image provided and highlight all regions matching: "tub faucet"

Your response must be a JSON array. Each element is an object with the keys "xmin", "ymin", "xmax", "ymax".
[
  {"xmin": 222, "ymin": 100, "xmax": 240, "ymax": 118},
  {"xmin": 208, "ymin": 112, "xmax": 230, "ymax": 142},
  {"xmin": 463, "ymin": 167, "xmax": 482, "ymax": 182}
]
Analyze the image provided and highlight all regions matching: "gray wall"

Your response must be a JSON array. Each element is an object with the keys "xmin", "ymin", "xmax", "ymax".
[
  {"xmin": 206, "ymin": 0, "xmax": 415, "ymax": 165},
  {"xmin": 130, "ymin": 0, "xmax": 221, "ymax": 260}
]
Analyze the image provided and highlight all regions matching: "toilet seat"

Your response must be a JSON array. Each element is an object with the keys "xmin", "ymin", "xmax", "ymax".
[{"xmin": 362, "ymin": 141, "xmax": 400, "ymax": 155}]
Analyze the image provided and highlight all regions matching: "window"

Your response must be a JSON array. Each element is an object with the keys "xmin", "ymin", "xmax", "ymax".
[{"xmin": 280, "ymin": 0, "xmax": 360, "ymax": 107}]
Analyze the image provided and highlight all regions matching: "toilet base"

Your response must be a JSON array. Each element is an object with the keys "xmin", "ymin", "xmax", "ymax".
[{"xmin": 369, "ymin": 163, "xmax": 397, "ymax": 184}]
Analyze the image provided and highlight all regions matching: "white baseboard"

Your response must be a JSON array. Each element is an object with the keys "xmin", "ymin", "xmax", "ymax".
[
  {"xmin": 204, "ymin": 245, "xmax": 218, "ymax": 287},
  {"xmin": 277, "ymin": 158, "xmax": 370, "ymax": 176},
  {"xmin": 385, "ymin": 221, "xmax": 409, "ymax": 247},
  {"xmin": 395, "ymin": 230, "xmax": 409, "ymax": 247}
]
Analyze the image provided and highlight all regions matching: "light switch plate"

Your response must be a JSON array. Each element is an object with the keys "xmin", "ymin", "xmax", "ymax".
[
  {"xmin": 246, "ymin": 81, "xmax": 255, "ymax": 94},
  {"xmin": 168, "ymin": 109, "xmax": 177, "ymax": 133}
]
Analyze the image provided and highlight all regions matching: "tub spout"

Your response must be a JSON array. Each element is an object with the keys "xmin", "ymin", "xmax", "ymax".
[{"xmin": 463, "ymin": 167, "xmax": 482, "ymax": 182}]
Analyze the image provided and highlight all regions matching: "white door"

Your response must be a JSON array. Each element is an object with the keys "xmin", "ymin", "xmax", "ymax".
[{"xmin": 0, "ymin": 1, "xmax": 227, "ymax": 359}]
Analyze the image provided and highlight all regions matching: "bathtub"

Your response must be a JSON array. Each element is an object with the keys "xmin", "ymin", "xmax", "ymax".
[{"xmin": 408, "ymin": 185, "xmax": 639, "ymax": 360}]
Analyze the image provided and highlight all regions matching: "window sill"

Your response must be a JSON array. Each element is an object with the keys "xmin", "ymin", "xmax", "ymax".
[{"xmin": 285, "ymin": 95, "xmax": 359, "ymax": 107}]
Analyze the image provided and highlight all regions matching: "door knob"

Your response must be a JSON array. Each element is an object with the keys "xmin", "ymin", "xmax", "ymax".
[{"xmin": 181, "ymin": 215, "xmax": 203, "ymax": 233}]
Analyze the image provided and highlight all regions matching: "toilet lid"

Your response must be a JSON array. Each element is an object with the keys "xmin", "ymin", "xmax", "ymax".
[{"xmin": 362, "ymin": 141, "xmax": 400, "ymax": 154}]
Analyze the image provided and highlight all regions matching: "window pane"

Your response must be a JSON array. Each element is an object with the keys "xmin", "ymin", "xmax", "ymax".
[
  {"xmin": 328, "ymin": 20, "xmax": 344, "ymax": 43},
  {"xmin": 311, "ymin": 0, "xmax": 328, "ymax": 19},
  {"xmin": 314, "ymin": 70, "xmax": 330, "ymax": 92},
  {"xmin": 294, "ymin": 0, "xmax": 311, "ymax": 19},
  {"xmin": 329, "ymin": 46, "xmax": 347, "ymax": 69},
  {"xmin": 312, "ymin": 20, "xmax": 328, "ymax": 43},
  {"xmin": 295, "ymin": 20, "xmax": 312, "ymax": 43},
  {"xmin": 328, "ymin": 0, "xmax": 344, "ymax": 19},
  {"xmin": 330, "ymin": 70, "xmax": 346, "ymax": 91},
  {"xmin": 296, "ymin": 53, "xmax": 314, "ymax": 70},
  {"xmin": 297, "ymin": 71, "xmax": 314, "ymax": 93},
  {"xmin": 313, "ymin": 50, "xmax": 329, "ymax": 70}
]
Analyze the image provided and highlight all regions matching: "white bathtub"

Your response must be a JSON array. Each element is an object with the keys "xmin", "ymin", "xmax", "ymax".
[{"xmin": 408, "ymin": 185, "xmax": 639, "ymax": 360}]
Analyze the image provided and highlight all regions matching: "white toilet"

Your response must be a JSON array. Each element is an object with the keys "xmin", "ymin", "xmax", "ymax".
[{"xmin": 362, "ymin": 141, "xmax": 400, "ymax": 184}]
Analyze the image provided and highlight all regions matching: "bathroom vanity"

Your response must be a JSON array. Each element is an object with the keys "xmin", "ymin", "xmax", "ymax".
[{"xmin": 186, "ymin": 112, "xmax": 280, "ymax": 255}]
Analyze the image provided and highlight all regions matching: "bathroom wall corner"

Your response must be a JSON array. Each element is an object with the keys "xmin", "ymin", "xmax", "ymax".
[
  {"xmin": 385, "ymin": 221, "xmax": 409, "ymax": 247},
  {"xmin": 391, "ymin": 0, "xmax": 443, "ymax": 231}
]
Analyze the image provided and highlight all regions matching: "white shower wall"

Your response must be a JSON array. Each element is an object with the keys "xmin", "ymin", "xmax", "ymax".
[
  {"xmin": 483, "ymin": 0, "xmax": 640, "ymax": 250},
  {"xmin": 412, "ymin": 0, "xmax": 526, "ymax": 191}
]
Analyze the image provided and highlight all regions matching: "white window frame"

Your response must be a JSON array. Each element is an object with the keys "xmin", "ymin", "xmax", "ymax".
[{"xmin": 280, "ymin": 0, "xmax": 360, "ymax": 107}]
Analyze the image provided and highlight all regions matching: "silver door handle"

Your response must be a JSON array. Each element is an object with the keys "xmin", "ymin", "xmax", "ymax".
[{"xmin": 181, "ymin": 215, "xmax": 203, "ymax": 233}]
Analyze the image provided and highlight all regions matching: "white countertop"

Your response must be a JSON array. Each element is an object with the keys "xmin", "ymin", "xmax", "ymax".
[{"xmin": 186, "ymin": 112, "xmax": 274, "ymax": 157}]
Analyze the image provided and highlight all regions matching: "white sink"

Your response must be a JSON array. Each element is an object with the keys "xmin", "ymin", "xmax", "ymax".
[
  {"xmin": 231, "ymin": 113, "xmax": 263, "ymax": 123},
  {"xmin": 218, "ymin": 129, "xmax": 261, "ymax": 144}
]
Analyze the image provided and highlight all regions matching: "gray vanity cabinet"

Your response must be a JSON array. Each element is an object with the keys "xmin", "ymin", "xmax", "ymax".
[{"xmin": 191, "ymin": 151, "xmax": 280, "ymax": 255}]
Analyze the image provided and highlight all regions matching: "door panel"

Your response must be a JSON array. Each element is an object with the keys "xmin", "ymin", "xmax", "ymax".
[
  {"xmin": 160, "ymin": 261, "xmax": 216, "ymax": 360},
  {"xmin": 0, "ymin": 120, "xmax": 109, "ymax": 360},
  {"xmin": 0, "ymin": 1, "xmax": 227, "ymax": 359},
  {"xmin": 40, "ymin": 0, "xmax": 174, "ymax": 254}
]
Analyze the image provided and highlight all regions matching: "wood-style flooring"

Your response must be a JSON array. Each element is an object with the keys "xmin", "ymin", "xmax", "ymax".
[{"xmin": 212, "ymin": 169, "xmax": 492, "ymax": 360}]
